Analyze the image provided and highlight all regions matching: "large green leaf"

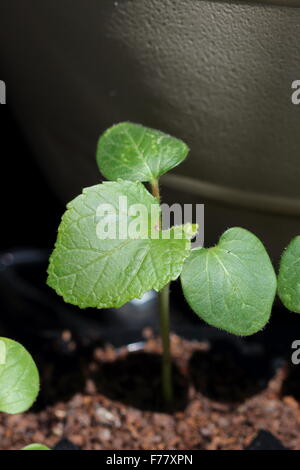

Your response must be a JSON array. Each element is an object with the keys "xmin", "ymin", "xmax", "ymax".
[
  {"xmin": 278, "ymin": 236, "xmax": 300, "ymax": 312},
  {"xmin": 181, "ymin": 227, "xmax": 277, "ymax": 336},
  {"xmin": 0, "ymin": 338, "xmax": 39, "ymax": 414},
  {"xmin": 96, "ymin": 122, "xmax": 189, "ymax": 182},
  {"xmin": 22, "ymin": 444, "xmax": 50, "ymax": 450},
  {"xmin": 47, "ymin": 180, "xmax": 196, "ymax": 309}
]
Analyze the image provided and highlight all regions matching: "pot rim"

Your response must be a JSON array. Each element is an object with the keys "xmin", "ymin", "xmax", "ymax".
[{"xmin": 163, "ymin": 174, "xmax": 300, "ymax": 217}]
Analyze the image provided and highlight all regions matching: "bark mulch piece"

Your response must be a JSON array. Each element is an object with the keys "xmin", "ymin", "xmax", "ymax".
[{"xmin": 0, "ymin": 332, "xmax": 300, "ymax": 450}]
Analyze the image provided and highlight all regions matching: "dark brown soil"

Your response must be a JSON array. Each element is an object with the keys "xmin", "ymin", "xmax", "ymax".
[{"xmin": 1, "ymin": 330, "xmax": 300, "ymax": 450}]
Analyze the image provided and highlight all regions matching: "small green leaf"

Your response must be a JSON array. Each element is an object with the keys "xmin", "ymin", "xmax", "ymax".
[
  {"xmin": 181, "ymin": 227, "xmax": 277, "ymax": 336},
  {"xmin": 278, "ymin": 236, "xmax": 300, "ymax": 312},
  {"xmin": 47, "ymin": 180, "xmax": 196, "ymax": 309},
  {"xmin": 0, "ymin": 338, "xmax": 39, "ymax": 414},
  {"xmin": 22, "ymin": 444, "xmax": 50, "ymax": 450},
  {"xmin": 96, "ymin": 122, "xmax": 189, "ymax": 182}
]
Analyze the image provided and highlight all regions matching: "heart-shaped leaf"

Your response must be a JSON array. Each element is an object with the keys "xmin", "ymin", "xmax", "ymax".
[
  {"xmin": 47, "ymin": 180, "xmax": 196, "ymax": 309},
  {"xmin": 181, "ymin": 227, "xmax": 277, "ymax": 336},
  {"xmin": 278, "ymin": 236, "xmax": 300, "ymax": 312},
  {"xmin": 0, "ymin": 338, "xmax": 39, "ymax": 414},
  {"xmin": 96, "ymin": 122, "xmax": 189, "ymax": 183}
]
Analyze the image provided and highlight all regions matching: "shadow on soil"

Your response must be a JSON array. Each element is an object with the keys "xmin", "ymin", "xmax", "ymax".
[
  {"xmin": 189, "ymin": 339, "xmax": 275, "ymax": 404},
  {"xmin": 92, "ymin": 352, "xmax": 189, "ymax": 412}
]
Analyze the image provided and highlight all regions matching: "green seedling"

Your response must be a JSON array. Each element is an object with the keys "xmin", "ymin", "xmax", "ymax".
[
  {"xmin": 278, "ymin": 236, "xmax": 300, "ymax": 313},
  {"xmin": 22, "ymin": 444, "xmax": 51, "ymax": 450},
  {"xmin": 0, "ymin": 337, "xmax": 48, "ymax": 450},
  {"xmin": 0, "ymin": 338, "xmax": 39, "ymax": 414},
  {"xmin": 47, "ymin": 122, "xmax": 277, "ymax": 404}
]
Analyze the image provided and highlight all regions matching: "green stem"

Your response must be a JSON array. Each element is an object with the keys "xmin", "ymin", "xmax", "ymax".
[
  {"xmin": 150, "ymin": 179, "xmax": 173, "ymax": 406},
  {"xmin": 158, "ymin": 282, "xmax": 173, "ymax": 405}
]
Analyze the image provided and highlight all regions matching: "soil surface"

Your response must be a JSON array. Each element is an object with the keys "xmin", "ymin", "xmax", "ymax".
[{"xmin": 1, "ymin": 330, "xmax": 300, "ymax": 450}]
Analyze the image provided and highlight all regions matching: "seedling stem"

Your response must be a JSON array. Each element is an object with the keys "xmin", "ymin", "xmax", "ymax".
[{"xmin": 151, "ymin": 179, "xmax": 173, "ymax": 405}]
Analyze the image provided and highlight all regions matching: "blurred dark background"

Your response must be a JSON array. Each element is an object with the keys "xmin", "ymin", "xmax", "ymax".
[{"xmin": 0, "ymin": 104, "xmax": 63, "ymax": 250}]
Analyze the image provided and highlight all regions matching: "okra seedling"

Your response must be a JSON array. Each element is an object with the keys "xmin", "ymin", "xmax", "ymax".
[
  {"xmin": 22, "ymin": 444, "xmax": 51, "ymax": 450},
  {"xmin": 0, "ymin": 338, "xmax": 39, "ymax": 414},
  {"xmin": 0, "ymin": 338, "xmax": 49, "ymax": 449},
  {"xmin": 278, "ymin": 236, "xmax": 300, "ymax": 313},
  {"xmin": 47, "ymin": 122, "xmax": 277, "ymax": 404}
]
